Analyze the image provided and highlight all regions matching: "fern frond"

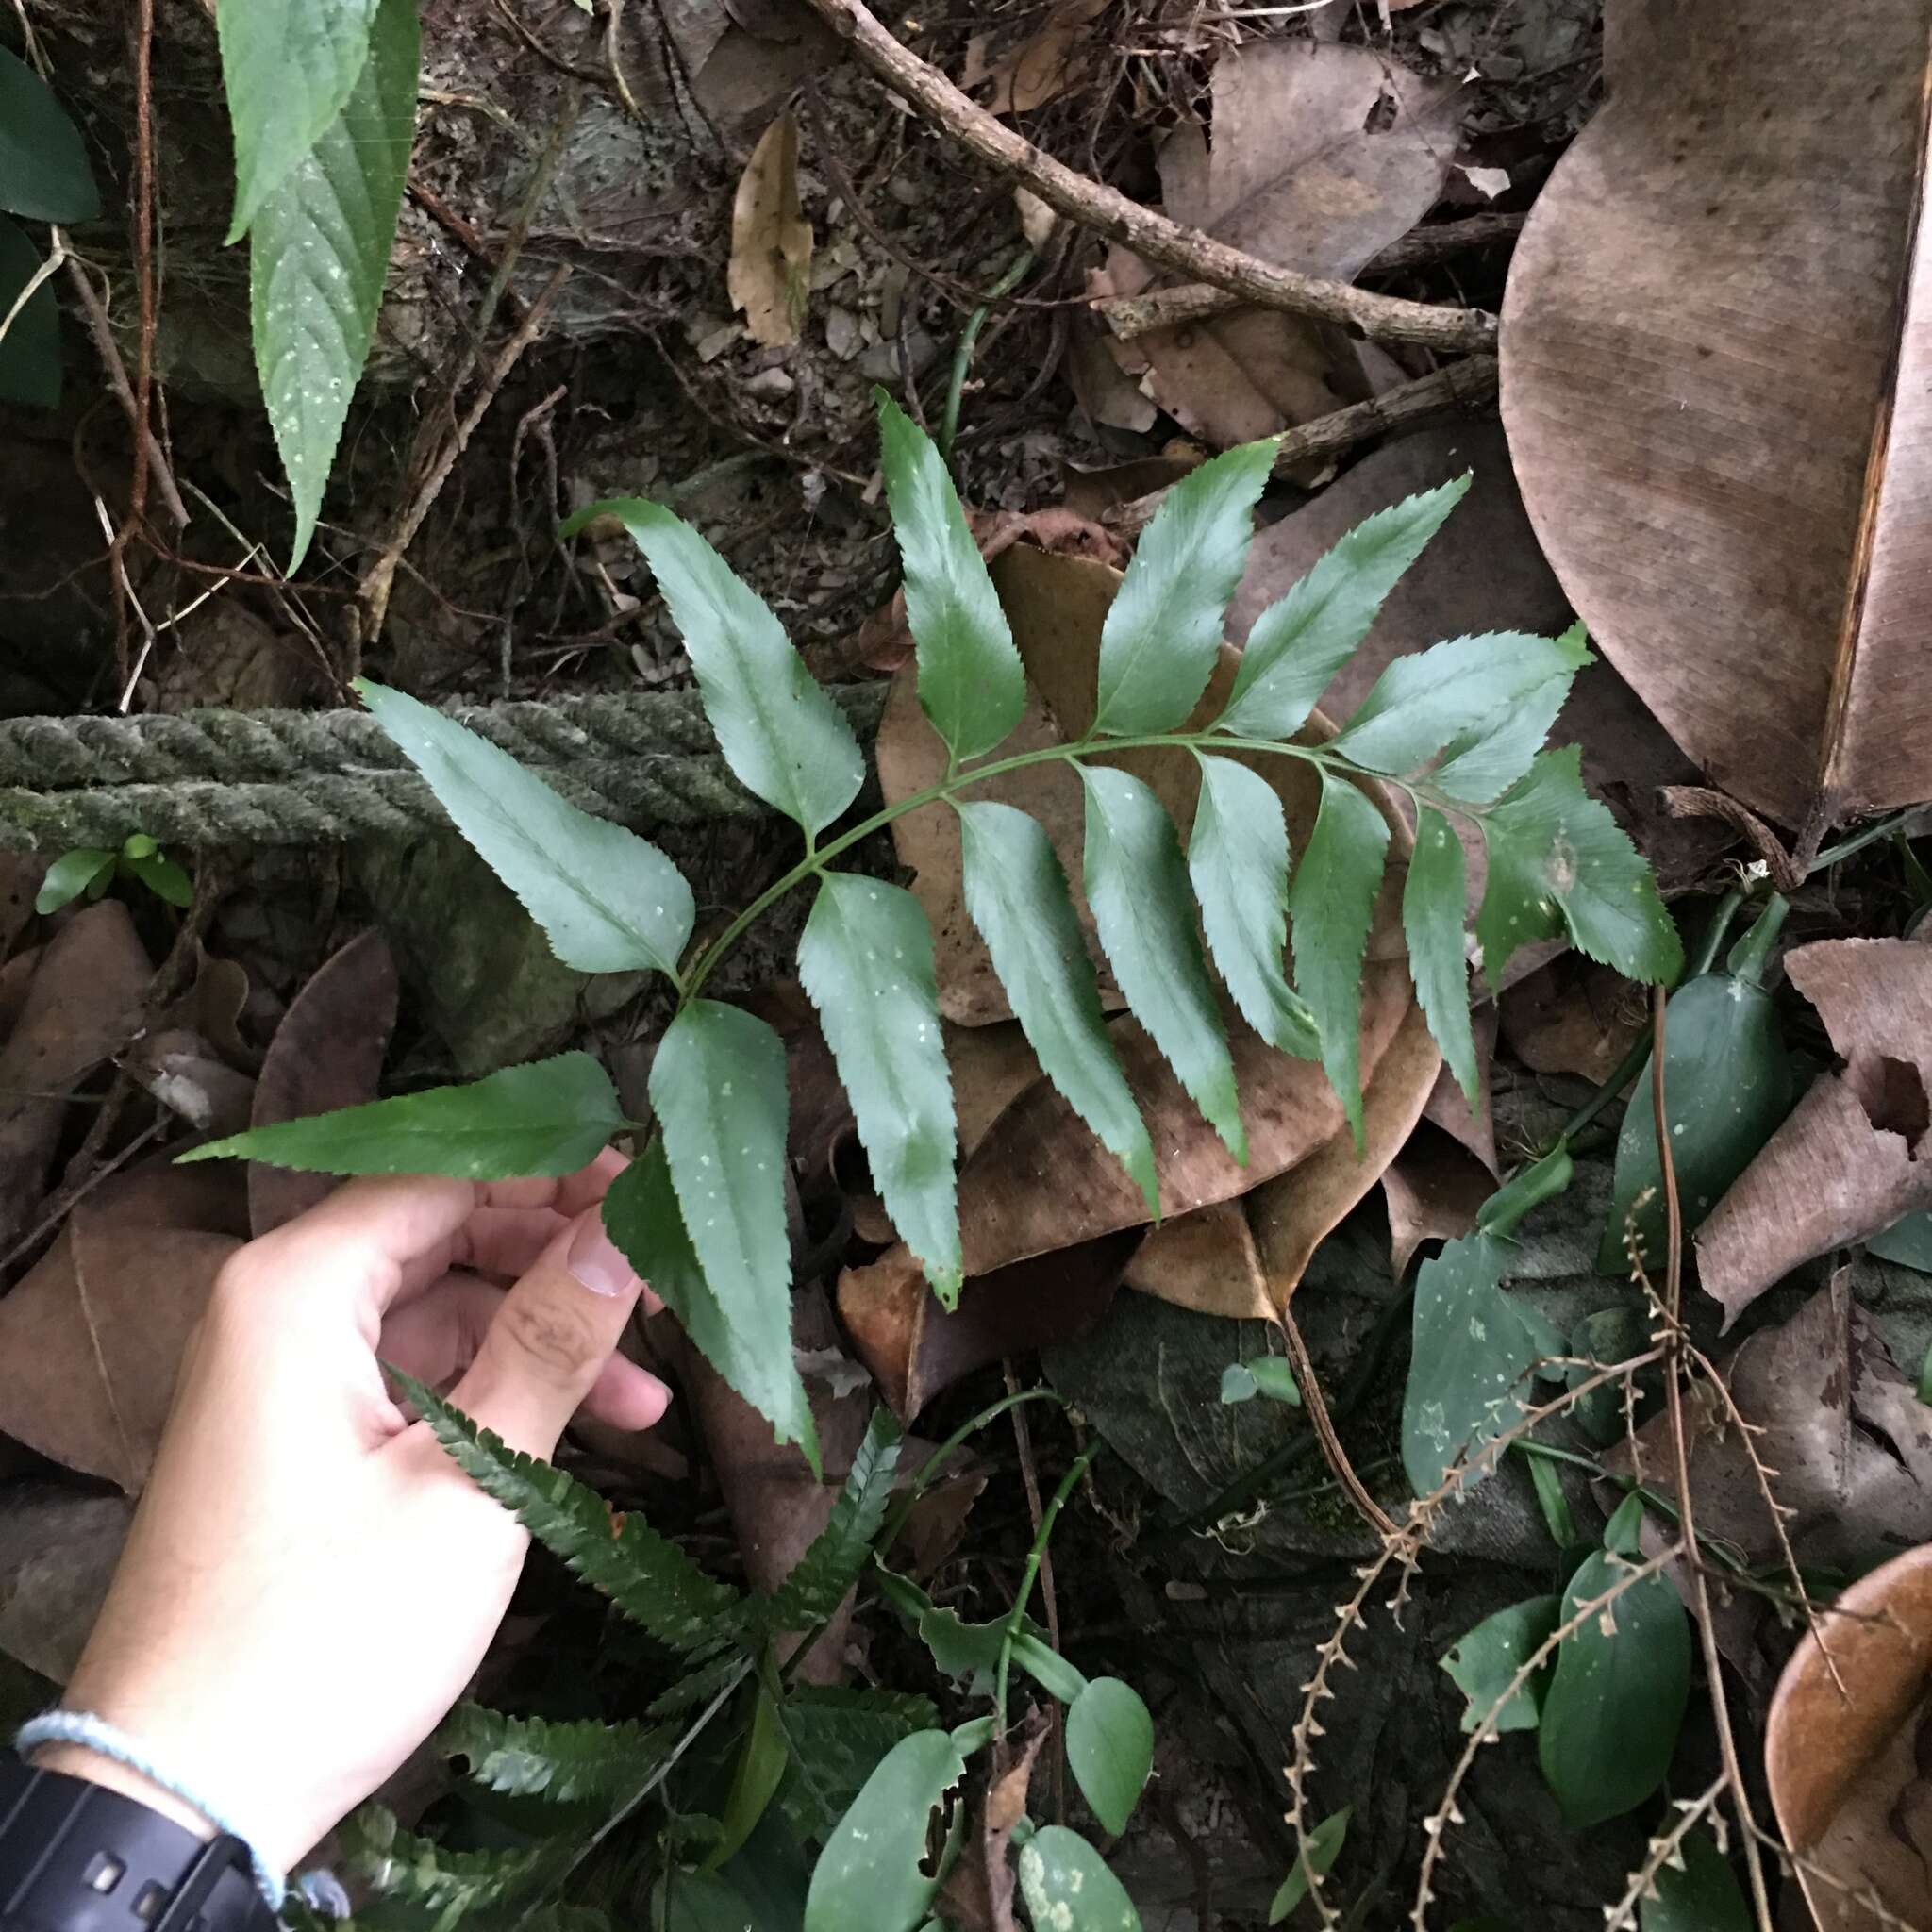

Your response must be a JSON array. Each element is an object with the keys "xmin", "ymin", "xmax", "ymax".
[
  {"xmin": 440, "ymin": 1703, "xmax": 677, "ymax": 1805},
  {"xmin": 759, "ymin": 1409, "xmax": 902, "ymax": 1632}
]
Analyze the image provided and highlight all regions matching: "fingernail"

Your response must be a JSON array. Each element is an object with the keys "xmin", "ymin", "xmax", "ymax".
[{"xmin": 567, "ymin": 1209, "xmax": 639, "ymax": 1297}]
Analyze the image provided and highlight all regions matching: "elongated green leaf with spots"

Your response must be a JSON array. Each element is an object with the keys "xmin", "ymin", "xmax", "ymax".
[
  {"xmin": 1404, "ymin": 806, "xmax": 1477, "ymax": 1107},
  {"xmin": 251, "ymin": 0, "xmax": 417, "ymax": 570},
  {"xmin": 568, "ymin": 500, "xmax": 864, "ymax": 836},
  {"xmin": 876, "ymin": 391, "xmax": 1024, "ymax": 763},
  {"xmin": 357, "ymin": 679, "xmax": 694, "ymax": 979},
  {"xmin": 1218, "ymin": 476, "xmax": 1469, "ymax": 741},
  {"xmin": 797, "ymin": 874, "xmax": 958, "ymax": 1301},
  {"xmin": 957, "ymin": 799, "xmax": 1156, "ymax": 1215},
  {"xmin": 219, "ymin": 0, "xmax": 380, "ymax": 240},
  {"xmin": 180, "ymin": 1053, "xmax": 625, "ymax": 1179},
  {"xmin": 1285, "ymin": 774, "xmax": 1388, "ymax": 1142},
  {"xmin": 1082, "ymin": 765, "xmax": 1243, "ymax": 1161},
  {"xmin": 1093, "ymin": 440, "xmax": 1275, "ymax": 736}
]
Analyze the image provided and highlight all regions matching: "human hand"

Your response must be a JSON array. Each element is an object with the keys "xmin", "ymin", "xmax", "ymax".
[{"xmin": 29, "ymin": 1151, "xmax": 666, "ymax": 1869}]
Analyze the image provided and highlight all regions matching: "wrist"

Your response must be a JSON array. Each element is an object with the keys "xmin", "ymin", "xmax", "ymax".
[{"xmin": 24, "ymin": 1740, "xmax": 218, "ymax": 1843}]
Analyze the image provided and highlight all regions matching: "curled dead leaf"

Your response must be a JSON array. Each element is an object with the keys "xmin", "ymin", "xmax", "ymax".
[
  {"xmin": 1698, "ymin": 938, "xmax": 1932, "ymax": 1324},
  {"xmin": 1768, "ymin": 1541, "xmax": 1932, "ymax": 1931},
  {"xmin": 938, "ymin": 1707, "xmax": 1050, "ymax": 1932},
  {"xmin": 0, "ymin": 1159, "xmax": 248, "ymax": 1491},
  {"xmin": 727, "ymin": 110, "xmax": 812, "ymax": 347},
  {"xmin": 1502, "ymin": 0, "xmax": 1932, "ymax": 835}
]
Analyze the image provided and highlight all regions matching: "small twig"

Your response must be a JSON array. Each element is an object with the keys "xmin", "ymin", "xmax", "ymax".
[
  {"xmin": 116, "ymin": 0, "xmax": 162, "ymax": 681},
  {"xmin": 1660, "ymin": 786, "xmax": 1802, "ymax": 892},
  {"xmin": 1004, "ymin": 1360, "xmax": 1065, "ymax": 1824},
  {"xmin": 358, "ymin": 267, "xmax": 573, "ymax": 649},
  {"xmin": 60, "ymin": 257, "xmax": 191, "ymax": 529},
  {"xmin": 1265, "ymin": 358, "xmax": 1498, "ymax": 475},
  {"xmin": 800, "ymin": 0, "xmax": 1495, "ymax": 352},
  {"xmin": 1094, "ymin": 214, "xmax": 1525, "ymax": 339},
  {"xmin": 1278, "ymin": 1308, "xmax": 1398, "ymax": 1540}
]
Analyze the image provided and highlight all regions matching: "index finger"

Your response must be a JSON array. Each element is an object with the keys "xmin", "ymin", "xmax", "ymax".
[{"xmin": 242, "ymin": 1147, "xmax": 631, "ymax": 1319}]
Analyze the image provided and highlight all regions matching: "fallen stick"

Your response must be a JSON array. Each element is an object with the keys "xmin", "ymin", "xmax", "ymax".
[
  {"xmin": 801, "ymin": 0, "xmax": 1497, "ymax": 355},
  {"xmin": 1265, "ymin": 355, "xmax": 1499, "ymax": 473},
  {"xmin": 1095, "ymin": 212, "xmax": 1527, "ymax": 341}
]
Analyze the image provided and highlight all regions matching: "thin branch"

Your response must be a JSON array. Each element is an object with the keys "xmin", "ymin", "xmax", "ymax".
[
  {"xmin": 797, "ymin": 0, "xmax": 1495, "ymax": 352},
  {"xmin": 1279, "ymin": 1308, "xmax": 1398, "ymax": 1539},
  {"xmin": 61, "ymin": 257, "xmax": 192, "ymax": 528}
]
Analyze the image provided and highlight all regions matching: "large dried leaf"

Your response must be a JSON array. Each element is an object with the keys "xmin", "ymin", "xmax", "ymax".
[
  {"xmin": 248, "ymin": 927, "xmax": 397, "ymax": 1237},
  {"xmin": 0, "ymin": 1161, "xmax": 248, "ymax": 1491},
  {"xmin": 1226, "ymin": 424, "xmax": 1723, "ymax": 892},
  {"xmin": 839, "ymin": 1229, "xmax": 1139, "ymax": 1421},
  {"xmin": 1501, "ymin": 0, "xmax": 1932, "ymax": 835},
  {"xmin": 1123, "ymin": 1199, "xmax": 1270, "ymax": 1323},
  {"xmin": 0, "ymin": 904, "xmax": 153, "ymax": 1254},
  {"xmin": 1103, "ymin": 42, "xmax": 1460, "ymax": 448},
  {"xmin": 1246, "ymin": 998, "xmax": 1440, "ymax": 1307},
  {"xmin": 1768, "ymin": 1542, "xmax": 1932, "ymax": 1932},
  {"xmin": 728, "ymin": 111, "xmax": 812, "ymax": 347},
  {"xmin": 1698, "ymin": 939, "xmax": 1932, "ymax": 1324}
]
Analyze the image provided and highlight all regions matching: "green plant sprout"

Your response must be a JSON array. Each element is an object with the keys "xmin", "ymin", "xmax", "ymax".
[
  {"xmin": 36, "ymin": 832, "xmax": 193, "ymax": 915},
  {"xmin": 187, "ymin": 393, "xmax": 1680, "ymax": 1481}
]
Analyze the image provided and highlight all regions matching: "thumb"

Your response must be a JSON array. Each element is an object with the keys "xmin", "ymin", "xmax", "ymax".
[{"xmin": 447, "ymin": 1206, "xmax": 650, "ymax": 1457}]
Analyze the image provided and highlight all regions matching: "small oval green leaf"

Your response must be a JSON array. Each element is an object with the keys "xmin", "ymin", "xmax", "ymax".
[
  {"xmin": 0, "ymin": 47, "xmax": 99, "ymax": 223},
  {"xmin": 35, "ymin": 847, "xmax": 115, "ymax": 916},
  {"xmin": 1441, "ymin": 1596, "xmax": 1559, "ymax": 1735},
  {"xmin": 1538, "ymin": 1541, "xmax": 1690, "ymax": 1828},
  {"xmin": 1017, "ymin": 1826, "xmax": 1141, "ymax": 1932},
  {"xmin": 1598, "ymin": 971, "xmax": 1791, "ymax": 1273},
  {"xmin": 1066, "ymin": 1677, "xmax": 1153, "ymax": 1836}
]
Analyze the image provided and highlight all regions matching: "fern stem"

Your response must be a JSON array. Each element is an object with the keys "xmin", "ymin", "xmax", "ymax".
[
  {"xmin": 679, "ymin": 730, "xmax": 1428, "ymax": 1004},
  {"xmin": 993, "ymin": 1440, "xmax": 1102, "ymax": 1728}
]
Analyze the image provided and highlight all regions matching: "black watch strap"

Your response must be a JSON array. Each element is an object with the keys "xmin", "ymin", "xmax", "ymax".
[{"xmin": 0, "ymin": 1756, "xmax": 277, "ymax": 1932}]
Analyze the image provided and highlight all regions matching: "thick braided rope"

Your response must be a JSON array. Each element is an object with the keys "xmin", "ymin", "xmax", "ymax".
[{"xmin": 0, "ymin": 685, "xmax": 889, "ymax": 851}]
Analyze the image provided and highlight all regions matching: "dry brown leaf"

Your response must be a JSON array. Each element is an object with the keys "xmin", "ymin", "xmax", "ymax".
[
  {"xmin": 840, "ymin": 1228, "xmax": 1139, "ymax": 1421},
  {"xmin": 123, "ymin": 1029, "xmax": 256, "ymax": 1138},
  {"xmin": 0, "ymin": 1485, "xmax": 133, "ymax": 1683},
  {"xmin": 1066, "ymin": 310, "xmax": 1158, "ymax": 433},
  {"xmin": 1501, "ymin": 0, "xmax": 1932, "ymax": 838},
  {"xmin": 1226, "ymin": 423, "xmax": 1724, "ymax": 893},
  {"xmin": 1058, "ymin": 451, "xmax": 1204, "ymax": 522},
  {"xmin": 1697, "ymin": 938, "xmax": 1932, "ymax": 1325},
  {"xmin": 248, "ymin": 929, "xmax": 398, "ymax": 1239},
  {"xmin": 1611, "ymin": 1274, "xmax": 1932, "ymax": 1574},
  {"xmin": 1246, "ymin": 997, "xmax": 1440, "ymax": 1306},
  {"xmin": 0, "ymin": 1159, "xmax": 248, "ymax": 1491},
  {"xmin": 1768, "ymin": 1542, "xmax": 1932, "ymax": 1931},
  {"xmin": 938, "ymin": 1707, "xmax": 1050, "ymax": 1932},
  {"xmin": 1103, "ymin": 42, "xmax": 1461, "ymax": 446},
  {"xmin": 727, "ymin": 111, "xmax": 812, "ymax": 347},
  {"xmin": 978, "ymin": 0, "xmax": 1106, "ymax": 115},
  {"xmin": 1382, "ymin": 1122, "xmax": 1494, "ymax": 1280},
  {"xmin": 0, "ymin": 904, "xmax": 153, "ymax": 1255},
  {"xmin": 1124, "ymin": 1199, "xmax": 1271, "ymax": 1322},
  {"xmin": 1498, "ymin": 957, "xmax": 1645, "ymax": 1086}
]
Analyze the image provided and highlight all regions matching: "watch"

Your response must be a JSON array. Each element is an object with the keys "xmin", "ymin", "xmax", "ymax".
[{"xmin": 0, "ymin": 1756, "xmax": 277, "ymax": 1932}]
